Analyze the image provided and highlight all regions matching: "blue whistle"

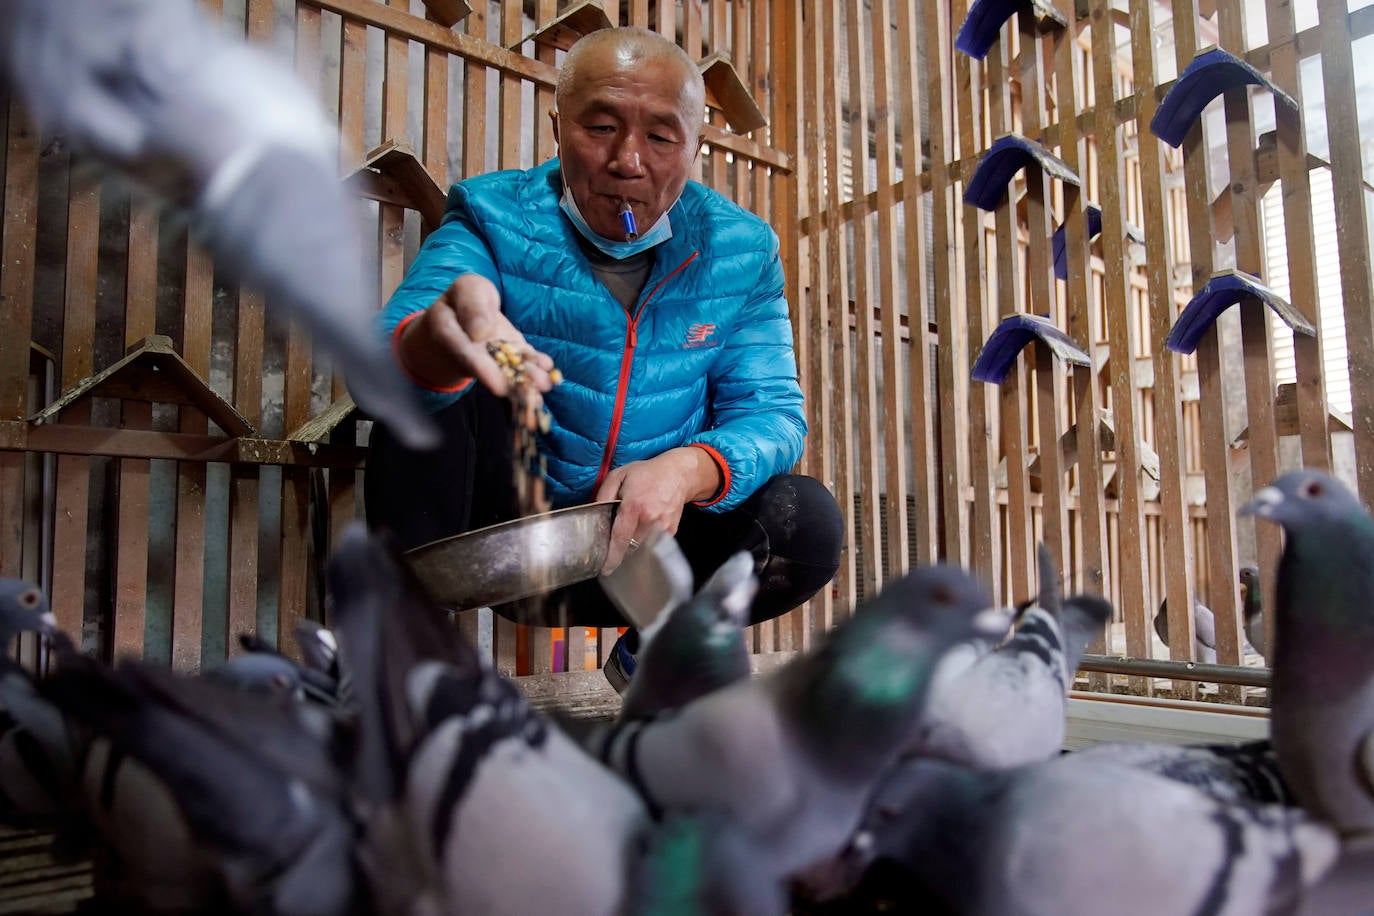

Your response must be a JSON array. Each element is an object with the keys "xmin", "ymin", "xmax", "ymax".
[{"xmin": 619, "ymin": 201, "xmax": 639, "ymax": 241}]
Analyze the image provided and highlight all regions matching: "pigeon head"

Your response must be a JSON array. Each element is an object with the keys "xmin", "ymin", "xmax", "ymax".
[
  {"xmin": 0, "ymin": 579, "xmax": 56, "ymax": 646},
  {"xmin": 787, "ymin": 564, "xmax": 1001, "ymax": 776},
  {"xmin": 1242, "ymin": 471, "xmax": 1372, "ymax": 536},
  {"xmin": 209, "ymin": 653, "xmax": 304, "ymax": 700},
  {"xmin": 1243, "ymin": 470, "xmax": 1374, "ymax": 641},
  {"xmin": 1239, "ymin": 566, "xmax": 1262, "ymax": 624}
]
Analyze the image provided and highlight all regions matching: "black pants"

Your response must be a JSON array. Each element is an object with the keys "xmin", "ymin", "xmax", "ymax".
[{"xmin": 365, "ymin": 390, "xmax": 844, "ymax": 628}]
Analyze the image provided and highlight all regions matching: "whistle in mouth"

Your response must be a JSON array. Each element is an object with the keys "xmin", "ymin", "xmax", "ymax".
[{"xmin": 619, "ymin": 201, "xmax": 639, "ymax": 241}]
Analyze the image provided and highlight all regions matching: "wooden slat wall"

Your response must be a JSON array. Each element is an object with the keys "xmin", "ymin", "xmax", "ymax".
[{"xmin": 0, "ymin": 0, "xmax": 1368, "ymax": 702}]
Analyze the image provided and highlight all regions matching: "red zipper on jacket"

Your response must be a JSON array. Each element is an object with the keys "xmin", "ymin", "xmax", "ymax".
[{"xmin": 592, "ymin": 251, "xmax": 700, "ymax": 492}]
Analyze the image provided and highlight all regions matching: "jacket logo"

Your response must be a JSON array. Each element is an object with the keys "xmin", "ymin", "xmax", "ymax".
[{"xmin": 684, "ymin": 323, "xmax": 717, "ymax": 348}]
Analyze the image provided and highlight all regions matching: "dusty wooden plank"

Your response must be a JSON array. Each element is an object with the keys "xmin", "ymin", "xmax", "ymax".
[
  {"xmin": 276, "ymin": 5, "xmax": 324, "ymax": 661},
  {"xmin": 1169, "ymin": 0, "xmax": 1241, "ymax": 701},
  {"xmin": 1216, "ymin": 1, "xmax": 1274, "ymax": 694},
  {"xmin": 1055, "ymin": 0, "xmax": 1107, "ymax": 613},
  {"xmin": 706, "ymin": 2, "xmax": 728, "ymax": 192},
  {"xmin": 0, "ymin": 99, "xmax": 37, "ymax": 422},
  {"xmin": 0, "ymin": 423, "xmax": 367, "ymax": 468},
  {"xmin": 1318, "ymin": 0, "xmax": 1374, "ymax": 500},
  {"xmin": 953, "ymin": 0, "xmax": 999, "ymax": 594},
  {"xmin": 894, "ymin": 0, "xmax": 935, "ymax": 568},
  {"xmin": 822, "ymin": 0, "xmax": 856, "ymax": 618},
  {"xmin": 769, "ymin": 0, "xmax": 806, "ymax": 652},
  {"xmin": 330, "ymin": 13, "xmax": 367, "ymax": 553},
  {"xmin": 0, "ymin": 97, "xmax": 37, "ymax": 587},
  {"xmin": 113, "ymin": 199, "xmax": 160, "ymax": 662},
  {"xmin": 171, "ymin": 240, "xmax": 214, "ymax": 673},
  {"xmin": 1019, "ymin": 14, "xmax": 1069, "ymax": 582},
  {"xmin": 843, "ymin": 0, "xmax": 883, "ymax": 600},
  {"xmin": 1093, "ymin": 0, "xmax": 1153, "ymax": 694},
  {"xmin": 988, "ymin": 37, "xmax": 1032, "ymax": 605},
  {"xmin": 48, "ymin": 167, "xmax": 100, "ymax": 641},
  {"xmin": 1129, "ymin": 0, "xmax": 1196, "ymax": 696},
  {"xmin": 1265, "ymin": 0, "xmax": 1330, "ymax": 474},
  {"xmin": 742, "ymin": 0, "xmax": 774, "ymax": 654},
  {"xmin": 799, "ymin": 3, "xmax": 833, "ymax": 641},
  {"xmin": 493, "ymin": 0, "xmax": 523, "ymax": 677},
  {"xmin": 863, "ymin": 0, "xmax": 910, "ymax": 583},
  {"xmin": 424, "ymin": 22, "xmax": 450, "ymax": 191},
  {"xmin": 339, "ymin": 17, "xmax": 368, "ymax": 171},
  {"xmin": 922, "ymin": 0, "xmax": 969, "ymax": 569}
]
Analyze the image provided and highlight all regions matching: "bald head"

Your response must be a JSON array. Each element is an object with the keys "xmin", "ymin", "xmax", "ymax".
[{"xmin": 555, "ymin": 27, "xmax": 705, "ymax": 129}]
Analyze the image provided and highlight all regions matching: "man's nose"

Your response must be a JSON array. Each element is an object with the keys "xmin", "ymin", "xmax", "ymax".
[{"xmin": 609, "ymin": 133, "xmax": 646, "ymax": 176}]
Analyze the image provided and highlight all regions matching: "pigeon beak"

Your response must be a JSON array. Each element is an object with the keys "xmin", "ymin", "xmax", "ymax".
[
  {"xmin": 970, "ymin": 606, "xmax": 1014, "ymax": 638},
  {"xmin": 1240, "ymin": 485, "xmax": 1283, "ymax": 518},
  {"xmin": 39, "ymin": 612, "xmax": 57, "ymax": 632}
]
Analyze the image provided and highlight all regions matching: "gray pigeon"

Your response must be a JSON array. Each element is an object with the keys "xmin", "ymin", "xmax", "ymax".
[
  {"xmin": 325, "ymin": 523, "xmax": 651, "ymax": 916},
  {"xmin": 809, "ymin": 752, "xmax": 1340, "ymax": 914},
  {"xmin": 0, "ymin": 578, "xmax": 57, "ymax": 647},
  {"xmin": 1242, "ymin": 469, "xmax": 1374, "ymax": 835},
  {"xmin": 40, "ymin": 652, "xmax": 356, "ymax": 915},
  {"xmin": 1067, "ymin": 739, "xmax": 1291, "ymax": 805},
  {"xmin": 0, "ymin": 0, "xmax": 437, "ymax": 450},
  {"xmin": 619, "ymin": 546, "xmax": 757, "ymax": 722},
  {"xmin": 1240, "ymin": 565, "xmax": 1268, "ymax": 661},
  {"xmin": 910, "ymin": 546, "xmax": 1112, "ymax": 769},
  {"xmin": 587, "ymin": 564, "xmax": 1006, "ymax": 882},
  {"xmin": 622, "ymin": 811, "xmax": 787, "ymax": 916},
  {"xmin": 0, "ymin": 582, "xmax": 68, "ymax": 827},
  {"xmin": 1154, "ymin": 566, "xmax": 1266, "ymax": 663}
]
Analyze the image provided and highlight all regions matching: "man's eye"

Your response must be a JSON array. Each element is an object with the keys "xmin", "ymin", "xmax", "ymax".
[
  {"xmin": 650, "ymin": 134, "xmax": 677, "ymax": 145},
  {"xmin": 587, "ymin": 125, "xmax": 615, "ymax": 134}
]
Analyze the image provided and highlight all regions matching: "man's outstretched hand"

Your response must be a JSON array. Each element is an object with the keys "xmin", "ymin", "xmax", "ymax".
[
  {"xmin": 597, "ymin": 447, "xmax": 722, "ymax": 574},
  {"xmin": 396, "ymin": 273, "xmax": 556, "ymax": 396}
]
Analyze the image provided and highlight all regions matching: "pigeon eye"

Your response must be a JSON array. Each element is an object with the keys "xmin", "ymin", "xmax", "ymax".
[
  {"xmin": 17, "ymin": 589, "xmax": 39, "ymax": 609},
  {"xmin": 931, "ymin": 584, "xmax": 953, "ymax": 605},
  {"xmin": 1300, "ymin": 479, "xmax": 1324, "ymax": 499}
]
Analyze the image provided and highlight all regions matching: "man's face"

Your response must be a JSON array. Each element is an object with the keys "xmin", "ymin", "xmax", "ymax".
[{"xmin": 552, "ymin": 46, "xmax": 701, "ymax": 240}]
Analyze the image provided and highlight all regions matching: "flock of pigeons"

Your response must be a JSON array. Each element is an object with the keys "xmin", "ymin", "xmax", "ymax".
[{"xmin": 0, "ymin": 468, "xmax": 1367, "ymax": 914}]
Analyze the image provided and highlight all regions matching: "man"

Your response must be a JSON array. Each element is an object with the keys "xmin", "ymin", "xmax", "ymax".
[{"xmin": 366, "ymin": 26, "xmax": 842, "ymax": 690}]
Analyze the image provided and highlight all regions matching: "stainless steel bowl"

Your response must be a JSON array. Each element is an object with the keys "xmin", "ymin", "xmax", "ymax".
[{"xmin": 404, "ymin": 501, "xmax": 617, "ymax": 625}]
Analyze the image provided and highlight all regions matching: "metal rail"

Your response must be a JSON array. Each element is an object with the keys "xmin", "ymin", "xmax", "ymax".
[{"xmin": 1078, "ymin": 654, "xmax": 1271, "ymax": 689}]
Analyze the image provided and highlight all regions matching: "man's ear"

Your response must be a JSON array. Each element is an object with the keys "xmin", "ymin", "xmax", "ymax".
[{"xmin": 548, "ymin": 110, "xmax": 560, "ymax": 144}]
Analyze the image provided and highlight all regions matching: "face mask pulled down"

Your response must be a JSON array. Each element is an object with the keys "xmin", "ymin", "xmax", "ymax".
[{"xmin": 559, "ymin": 181, "xmax": 675, "ymax": 259}]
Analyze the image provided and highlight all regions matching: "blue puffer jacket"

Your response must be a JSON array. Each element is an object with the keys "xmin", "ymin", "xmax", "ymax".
[{"xmin": 378, "ymin": 159, "xmax": 807, "ymax": 513}]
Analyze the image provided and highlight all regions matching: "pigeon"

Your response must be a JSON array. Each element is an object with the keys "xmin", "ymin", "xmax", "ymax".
[
  {"xmin": 0, "ymin": 0, "xmax": 437, "ymax": 450},
  {"xmin": 1066, "ymin": 739, "xmax": 1291, "ymax": 805},
  {"xmin": 324, "ymin": 523, "xmax": 651, "ymax": 916},
  {"xmin": 586, "ymin": 564, "xmax": 1006, "ymax": 882},
  {"xmin": 1153, "ymin": 595, "xmax": 1218, "ymax": 664},
  {"xmin": 40, "ymin": 652, "xmax": 356, "ymax": 915},
  {"xmin": 910, "ymin": 546, "xmax": 1112, "ymax": 769},
  {"xmin": 1242, "ymin": 469, "xmax": 1374, "ymax": 835},
  {"xmin": 1240, "ymin": 565, "xmax": 1268, "ymax": 661},
  {"xmin": 212, "ymin": 633, "xmax": 344, "ymax": 711},
  {"xmin": 807, "ymin": 752, "xmax": 1340, "ymax": 914},
  {"xmin": 1154, "ymin": 566, "xmax": 1266, "ymax": 663},
  {"xmin": 619, "ymin": 546, "xmax": 757, "ymax": 722},
  {"xmin": 0, "ymin": 578, "xmax": 57, "ymax": 647},
  {"xmin": 0, "ymin": 582, "xmax": 71, "ymax": 827},
  {"xmin": 622, "ymin": 811, "xmax": 788, "ymax": 916}
]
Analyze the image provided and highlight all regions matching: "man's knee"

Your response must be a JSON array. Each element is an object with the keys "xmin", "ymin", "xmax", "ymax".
[{"xmin": 748, "ymin": 473, "xmax": 844, "ymax": 569}]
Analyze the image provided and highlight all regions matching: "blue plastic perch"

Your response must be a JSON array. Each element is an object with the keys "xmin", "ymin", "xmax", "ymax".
[
  {"xmin": 1150, "ymin": 47, "xmax": 1298, "ymax": 148},
  {"xmin": 972, "ymin": 314, "xmax": 1092, "ymax": 384},
  {"xmin": 1051, "ymin": 205, "xmax": 1146, "ymax": 280},
  {"xmin": 1165, "ymin": 270, "xmax": 1316, "ymax": 355},
  {"xmin": 964, "ymin": 134, "xmax": 1081, "ymax": 212},
  {"xmin": 955, "ymin": 0, "xmax": 1067, "ymax": 60}
]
